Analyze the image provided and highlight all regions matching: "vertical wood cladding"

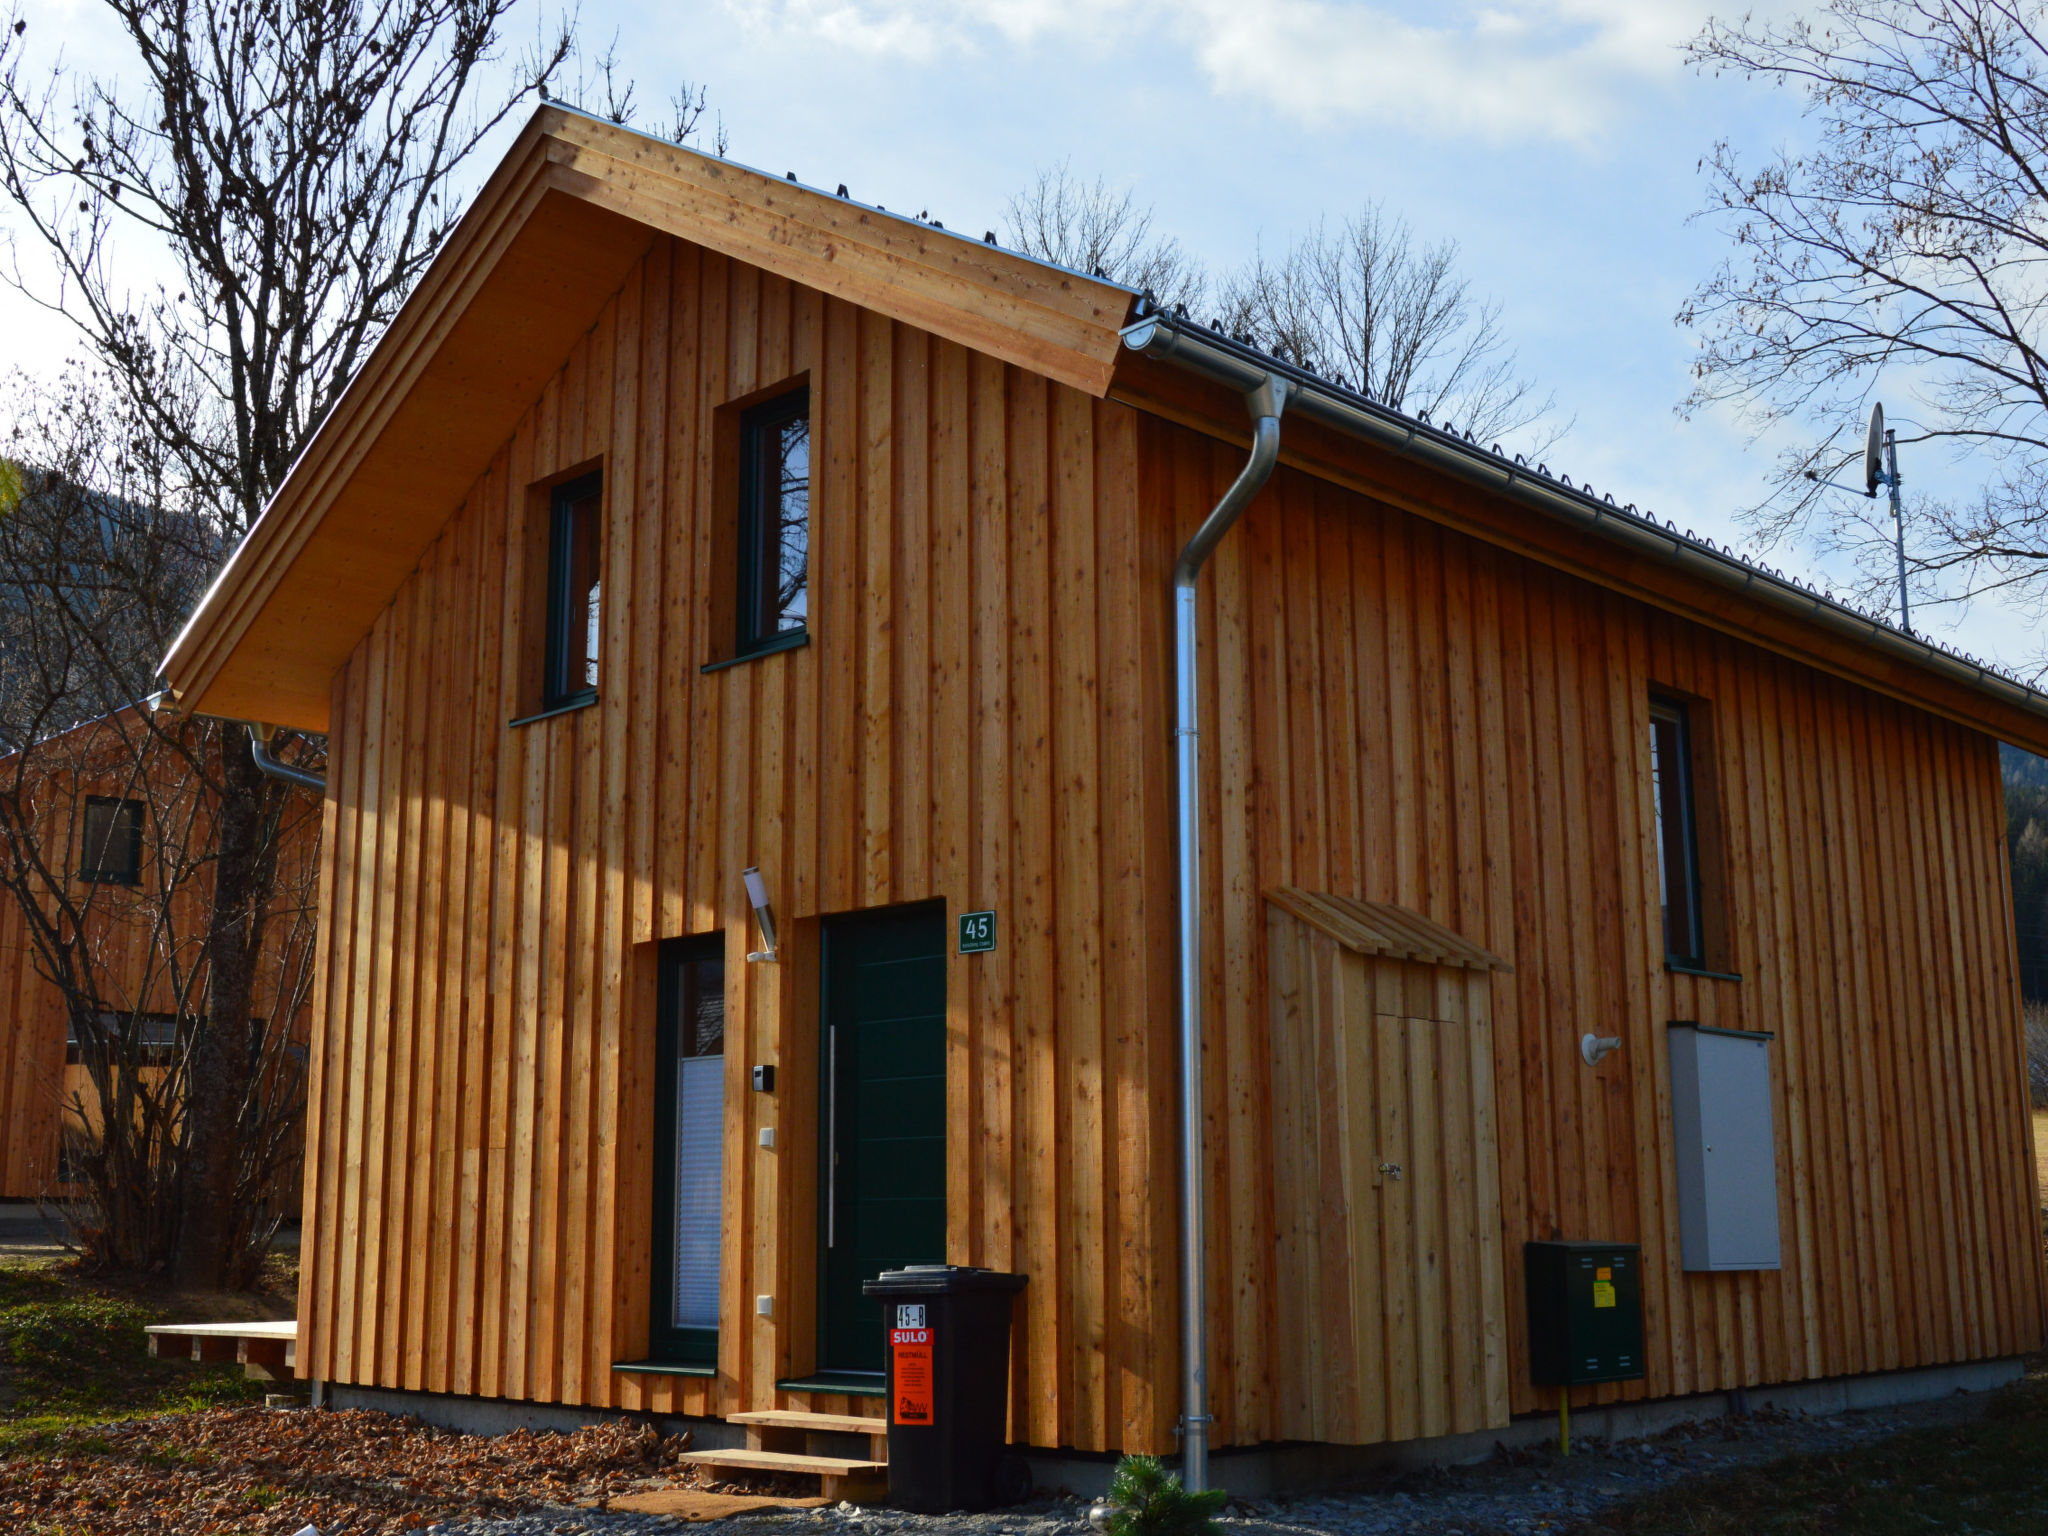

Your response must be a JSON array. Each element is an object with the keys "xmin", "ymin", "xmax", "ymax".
[
  {"xmin": 304, "ymin": 238, "xmax": 1176, "ymax": 1451},
  {"xmin": 307, "ymin": 233, "xmax": 2043, "ymax": 1453},
  {"xmin": 1146, "ymin": 412, "xmax": 2046, "ymax": 1435},
  {"xmin": 0, "ymin": 744, "xmax": 318, "ymax": 1201}
]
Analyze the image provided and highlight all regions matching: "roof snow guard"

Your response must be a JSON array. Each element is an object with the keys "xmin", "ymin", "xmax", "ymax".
[{"xmin": 1120, "ymin": 301, "xmax": 2048, "ymax": 738}]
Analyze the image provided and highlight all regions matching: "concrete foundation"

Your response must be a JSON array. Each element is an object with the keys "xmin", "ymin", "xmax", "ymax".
[{"xmin": 328, "ymin": 1354, "xmax": 2025, "ymax": 1498}]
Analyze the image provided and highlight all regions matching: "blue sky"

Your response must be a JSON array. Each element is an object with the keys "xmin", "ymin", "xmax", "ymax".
[{"xmin": 5, "ymin": 0, "xmax": 2037, "ymax": 672}]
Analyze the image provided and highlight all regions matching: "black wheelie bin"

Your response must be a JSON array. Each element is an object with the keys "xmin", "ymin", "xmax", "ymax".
[{"xmin": 861, "ymin": 1265, "xmax": 1029, "ymax": 1512}]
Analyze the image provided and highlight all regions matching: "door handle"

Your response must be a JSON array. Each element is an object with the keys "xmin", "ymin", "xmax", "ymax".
[{"xmin": 827, "ymin": 1024, "xmax": 838, "ymax": 1249}]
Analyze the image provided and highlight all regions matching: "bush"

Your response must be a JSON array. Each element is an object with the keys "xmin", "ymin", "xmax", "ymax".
[{"xmin": 1104, "ymin": 1455, "xmax": 1227, "ymax": 1536}]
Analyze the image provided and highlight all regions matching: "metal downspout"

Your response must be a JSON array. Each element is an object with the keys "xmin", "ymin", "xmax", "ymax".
[
  {"xmin": 248, "ymin": 723, "xmax": 326, "ymax": 793},
  {"xmin": 1173, "ymin": 373, "xmax": 1288, "ymax": 1493}
]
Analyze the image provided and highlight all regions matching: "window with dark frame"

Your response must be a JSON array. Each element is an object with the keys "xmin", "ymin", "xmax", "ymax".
[
  {"xmin": 737, "ymin": 389, "xmax": 811, "ymax": 655},
  {"xmin": 79, "ymin": 796, "xmax": 142, "ymax": 884},
  {"xmin": 650, "ymin": 934, "xmax": 726, "ymax": 1366},
  {"xmin": 1649, "ymin": 696, "xmax": 1706, "ymax": 968},
  {"xmin": 544, "ymin": 471, "xmax": 604, "ymax": 708}
]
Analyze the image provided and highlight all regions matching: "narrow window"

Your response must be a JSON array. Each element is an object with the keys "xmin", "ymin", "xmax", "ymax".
[
  {"xmin": 80, "ymin": 796, "xmax": 142, "ymax": 884},
  {"xmin": 651, "ymin": 934, "xmax": 725, "ymax": 1365},
  {"xmin": 737, "ymin": 389, "xmax": 810, "ymax": 654},
  {"xmin": 544, "ymin": 471, "xmax": 603, "ymax": 707},
  {"xmin": 1649, "ymin": 696, "xmax": 1705, "ymax": 968}
]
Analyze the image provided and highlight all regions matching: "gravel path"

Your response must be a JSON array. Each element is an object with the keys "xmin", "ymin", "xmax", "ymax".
[{"xmin": 417, "ymin": 1386, "xmax": 1999, "ymax": 1536}]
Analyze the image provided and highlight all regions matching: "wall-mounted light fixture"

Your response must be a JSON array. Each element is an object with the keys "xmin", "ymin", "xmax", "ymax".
[
  {"xmin": 742, "ymin": 865, "xmax": 780, "ymax": 963},
  {"xmin": 1582, "ymin": 1033, "xmax": 1623, "ymax": 1067}
]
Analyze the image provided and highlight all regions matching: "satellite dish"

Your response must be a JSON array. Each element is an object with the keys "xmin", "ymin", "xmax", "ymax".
[{"xmin": 1864, "ymin": 403, "xmax": 1886, "ymax": 496}]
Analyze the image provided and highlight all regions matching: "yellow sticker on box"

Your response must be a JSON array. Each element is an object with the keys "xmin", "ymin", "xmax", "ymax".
[{"xmin": 1593, "ymin": 1280, "xmax": 1616, "ymax": 1309}]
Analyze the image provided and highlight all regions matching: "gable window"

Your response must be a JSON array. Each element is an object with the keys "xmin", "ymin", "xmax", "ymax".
[
  {"xmin": 544, "ymin": 471, "xmax": 603, "ymax": 708},
  {"xmin": 80, "ymin": 796, "xmax": 142, "ymax": 884},
  {"xmin": 1649, "ymin": 696, "xmax": 1705, "ymax": 968},
  {"xmin": 651, "ymin": 933, "xmax": 726, "ymax": 1365},
  {"xmin": 737, "ymin": 388, "xmax": 810, "ymax": 655}
]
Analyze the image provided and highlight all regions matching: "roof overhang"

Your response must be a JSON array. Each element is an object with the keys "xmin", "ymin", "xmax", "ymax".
[
  {"xmin": 160, "ymin": 106, "xmax": 1135, "ymax": 733},
  {"xmin": 1112, "ymin": 312, "xmax": 2048, "ymax": 758}
]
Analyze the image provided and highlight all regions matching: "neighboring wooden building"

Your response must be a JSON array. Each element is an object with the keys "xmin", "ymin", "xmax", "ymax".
[
  {"xmin": 0, "ymin": 709, "xmax": 319, "ymax": 1202},
  {"xmin": 159, "ymin": 108, "xmax": 2046, "ymax": 1467}
]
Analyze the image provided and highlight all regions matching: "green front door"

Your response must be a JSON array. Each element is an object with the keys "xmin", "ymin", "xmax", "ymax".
[{"xmin": 818, "ymin": 903, "xmax": 947, "ymax": 1377}]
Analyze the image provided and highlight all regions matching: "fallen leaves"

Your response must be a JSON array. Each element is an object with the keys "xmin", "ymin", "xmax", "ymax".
[{"xmin": 0, "ymin": 1405, "xmax": 708, "ymax": 1534}]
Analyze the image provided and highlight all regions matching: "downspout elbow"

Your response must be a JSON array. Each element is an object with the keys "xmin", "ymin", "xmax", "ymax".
[
  {"xmin": 1173, "ymin": 378, "xmax": 1290, "ymax": 589},
  {"xmin": 248, "ymin": 723, "xmax": 326, "ymax": 793}
]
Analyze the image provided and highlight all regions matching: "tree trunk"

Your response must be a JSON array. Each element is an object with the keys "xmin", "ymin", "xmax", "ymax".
[{"xmin": 172, "ymin": 722, "xmax": 269, "ymax": 1288}]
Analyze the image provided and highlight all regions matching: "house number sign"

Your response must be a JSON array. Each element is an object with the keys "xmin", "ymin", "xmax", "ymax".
[{"xmin": 959, "ymin": 910, "xmax": 996, "ymax": 954}]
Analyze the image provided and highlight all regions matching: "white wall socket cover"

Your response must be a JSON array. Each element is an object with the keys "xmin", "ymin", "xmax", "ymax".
[
  {"xmin": 756, "ymin": 1295, "xmax": 774, "ymax": 1316},
  {"xmin": 759, "ymin": 1126, "xmax": 776, "ymax": 1148}
]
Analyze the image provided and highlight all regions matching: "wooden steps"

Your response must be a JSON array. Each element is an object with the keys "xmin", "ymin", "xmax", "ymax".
[
  {"xmin": 682, "ymin": 1409, "xmax": 892, "ymax": 1502},
  {"xmin": 730, "ymin": 1410, "xmax": 887, "ymax": 1436}
]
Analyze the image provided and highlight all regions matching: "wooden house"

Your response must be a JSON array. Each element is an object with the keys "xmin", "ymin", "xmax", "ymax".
[
  {"xmin": 158, "ymin": 107, "xmax": 2046, "ymax": 1481},
  {"xmin": 0, "ymin": 708, "xmax": 320, "ymax": 1202}
]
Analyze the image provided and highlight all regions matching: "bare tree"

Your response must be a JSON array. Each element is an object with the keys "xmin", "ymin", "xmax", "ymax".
[
  {"xmin": 0, "ymin": 380, "xmax": 320, "ymax": 1283},
  {"xmin": 1006, "ymin": 164, "xmax": 1562, "ymax": 452},
  {"xmin": 1004, "ymin": 160, "xmax": 1208, "ymax": 312},
  {"xmin": 1683, "ymin": 0, "xmax": 2048, "ymax": 619},
  {"xmin": 0, "ymin": 0, "xmax": 577, "ymax": 1287},
  {"xmin": 1219, "ymin": 204, "xmax": 1564, "ymax": 451}
]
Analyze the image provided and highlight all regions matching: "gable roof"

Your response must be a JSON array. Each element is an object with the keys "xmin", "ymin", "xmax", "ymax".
[
  {"xmin": 159, "ymin": 105, "xmax": 2048, "ymax": 756},
  {"xmin": 158, "ymin": 106, "xmax": 1136, "ymax": 733}
]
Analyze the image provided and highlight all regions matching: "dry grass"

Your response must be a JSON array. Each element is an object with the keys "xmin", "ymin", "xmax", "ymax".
[{"xmin": 2035, "ymin": 1111, "xmax": 2048, "ymax": 1205}]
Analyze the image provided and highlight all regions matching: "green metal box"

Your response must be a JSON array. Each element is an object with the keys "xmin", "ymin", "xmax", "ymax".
[{"xmin": 1524, "ymin": 1240, "xmax": 1645, "ymax": 1387}]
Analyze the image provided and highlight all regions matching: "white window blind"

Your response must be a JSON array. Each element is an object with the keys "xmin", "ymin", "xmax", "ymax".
[{"xmin": 672, "ymin": 1054, "xmax": 724, "ymax": 1330}]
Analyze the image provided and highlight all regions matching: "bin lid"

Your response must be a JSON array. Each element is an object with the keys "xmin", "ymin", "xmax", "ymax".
[{"xmin": 861, "ymin": 1265, "xmax": 1029, "ymax": 1296}]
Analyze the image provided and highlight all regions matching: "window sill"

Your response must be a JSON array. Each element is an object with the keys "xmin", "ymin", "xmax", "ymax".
[
  {"xmin": 612, "ymin": 1359, "xmax": 716, "ymax": 1378},
  {"xmin": 775, "ymin": 1372, "xmax": 886, "ymax": 1398},
  {"xmin": 509, "ymin": 693, "xmax": 598, "ymax": 728},
  {"xmin": 702, "ymin": 630, "xmax": 810, "ymax": 674},
  {"xmin": 1664, "ymin": 962, "xmax": 1743, "ymax": 982}
]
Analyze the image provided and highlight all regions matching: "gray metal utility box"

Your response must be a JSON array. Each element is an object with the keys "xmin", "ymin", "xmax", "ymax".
[{"xmin": 1667, "ymin": 1023, "xmax": 1782, "ymax": 1271}]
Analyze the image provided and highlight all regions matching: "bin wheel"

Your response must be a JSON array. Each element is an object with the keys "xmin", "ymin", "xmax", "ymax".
[{"xmin": 995, "ymin": 1452, "xmax": 1034, "ymax": 1505}]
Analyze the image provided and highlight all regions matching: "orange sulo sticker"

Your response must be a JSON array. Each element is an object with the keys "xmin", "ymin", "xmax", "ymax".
[{"xmin": 891, "ymin": 1327, "xmax": 934, "ymax": 1425}]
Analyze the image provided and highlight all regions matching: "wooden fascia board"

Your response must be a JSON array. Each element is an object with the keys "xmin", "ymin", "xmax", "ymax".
[
  {"xmin": 162, "ymin": 146, "xmax": 645, "ymax": 731},
  {"xmin": 161, "ymin": 138, "xmax": 558, "ymax": 720},
  {"xmin": 1113, "ymin": 355, "xmax": 2048, "ymax": 758},
  {"xmin": 539, "ymin": 116, "xmax": 1132, "ymax": 394},
  {"xmin": 162, "ymin": 106, "xmax": 1134, "ymax": 731}
]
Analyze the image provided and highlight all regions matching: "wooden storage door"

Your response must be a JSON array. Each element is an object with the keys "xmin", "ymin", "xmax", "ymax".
[{"xmin": 1266, "ymin": 888, "xmax": 1511, "ymax": 1445}]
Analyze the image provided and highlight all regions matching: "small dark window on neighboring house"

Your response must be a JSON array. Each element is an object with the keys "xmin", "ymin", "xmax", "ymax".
[
  {"xmin": 67, "ymin": 1011, "xmax": 183, "ymax": 1065},
  {"xmin": 737, "ymin": 389, "xmax": 811, "ymax": 654},
  {"xmin": 651, "ymin": 934, "xmax": 726, "ymax": 1365},
  {"xmin": 1649, "ymin": 696, "xmax": 1705, "ymax": 968},
  {"xmin": 544, "ymin": 471, "xmax": 604, "ymax": 708},
  {"xmin": 80, "ymin": 796, "xmax": 142, "ymax": 884}
]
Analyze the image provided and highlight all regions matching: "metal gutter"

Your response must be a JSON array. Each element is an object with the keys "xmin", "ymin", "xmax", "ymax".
[{"xmin": 1121, "ymin": 309, "xmax": 2048, "ymax": 727}]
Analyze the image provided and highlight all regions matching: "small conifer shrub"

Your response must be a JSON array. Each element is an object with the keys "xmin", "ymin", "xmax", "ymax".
[{"xmin": 1104, "ymin": 1454, "xmax": 1228, "ymax": 1536}]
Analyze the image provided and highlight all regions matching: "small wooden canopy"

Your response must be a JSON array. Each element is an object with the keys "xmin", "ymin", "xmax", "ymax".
[
  {"xmin": 158, "ymin": 106, "xmax": 1135, "ymax": 733},
  {"xmin": 1265, "ymin": 886, "xmax": 1511, "ymax": 973}
]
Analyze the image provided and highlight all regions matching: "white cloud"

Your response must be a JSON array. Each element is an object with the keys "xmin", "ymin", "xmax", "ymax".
[{"xmin": 724, "ymin": 0, "xmax": 1726, "ymax": 141}]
